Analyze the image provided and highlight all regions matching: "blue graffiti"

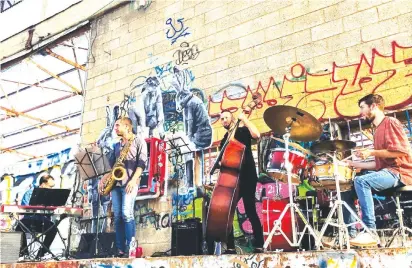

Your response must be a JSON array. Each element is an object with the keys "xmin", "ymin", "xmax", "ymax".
[
  {"xmin": 165, "ymin": 18, "xmax": 190, "ymax": 45},
  {"xmin": 155, "ymin": 61, "xmax": 174, "ymax": 78}
]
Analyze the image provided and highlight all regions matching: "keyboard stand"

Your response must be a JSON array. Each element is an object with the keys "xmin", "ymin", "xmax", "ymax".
[{"xmin": 10, "ymin": 212, "xmax": 63, "ymax": 261}]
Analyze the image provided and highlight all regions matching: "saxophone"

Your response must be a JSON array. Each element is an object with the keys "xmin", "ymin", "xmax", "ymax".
[{"xmin": 100, "ymin": 137, "xmax": 132, "ymax": 196}]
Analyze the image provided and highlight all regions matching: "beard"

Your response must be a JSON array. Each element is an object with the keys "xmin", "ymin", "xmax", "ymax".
[{"xmin": 360, "ymin": 113, "xmax": 374, "ymax": 125}]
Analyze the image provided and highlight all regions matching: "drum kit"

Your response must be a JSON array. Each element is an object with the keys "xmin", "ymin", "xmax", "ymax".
[{"xmin": 262, "ymin": 105, "xmax": 373, "ymax": 250}]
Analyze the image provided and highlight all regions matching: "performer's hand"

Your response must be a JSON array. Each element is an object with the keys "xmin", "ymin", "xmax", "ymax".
[
  {"xmin": 98, "ymin": 178, "xmax": 104, "ymax": 194},
  {"xmin": 355, "ymin": 149, "xmax": 372, "ymax": 160},
  {"xmin": 341, "ymin": 159, "xmax": 354, "ymax": 167},
  {"xmin": 238, "ymin": 112, "xmax": 246, "ymax": 122},
  {"xmin": 126, "ymin": 179, "xmax": 138, "ymax": 194}
]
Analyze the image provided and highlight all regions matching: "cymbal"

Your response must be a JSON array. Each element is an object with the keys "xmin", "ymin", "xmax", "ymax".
[
  {"xmin": 310, "ymin": 140, "xmax": 356, "ymax": 153},
  {"xmin": 271, "ymin": 136, "xmax": 314, "ymax": 156},
  {"xmin": 263, "ymin": 106, "xmax": 322, "ymax": 142}
]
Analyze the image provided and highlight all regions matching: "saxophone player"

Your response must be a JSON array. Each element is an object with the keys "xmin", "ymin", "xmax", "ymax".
[{"xmin": 99, "ymin": 117, "xmax": 147, "ymax": 257}]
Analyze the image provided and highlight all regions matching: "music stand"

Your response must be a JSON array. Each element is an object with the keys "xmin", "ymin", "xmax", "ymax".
[
  {"xmin": 74, "ymin": 146, "xmax": 111, "ymax": 258},
  {"xmin": 165, "ymin": 134, "xmax": 195, "ymax": 256},
  {"xmin": 29, "ymin": 188, "xmax": 71, "ymax": 206}
]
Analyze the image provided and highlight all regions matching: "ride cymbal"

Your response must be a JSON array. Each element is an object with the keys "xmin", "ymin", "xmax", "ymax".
[{"xmin": 263, "ymin": 106, "xmax": 322, "ymax": 142}]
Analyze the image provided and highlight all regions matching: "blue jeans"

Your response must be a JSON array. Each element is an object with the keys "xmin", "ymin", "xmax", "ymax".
[
  {"xmin": 342, "ymin": 169, "xmax": 402, "ymax": 232},
  {"xmin": 111, "ymin": 186, "xmax": 138, "ymax": 252}
]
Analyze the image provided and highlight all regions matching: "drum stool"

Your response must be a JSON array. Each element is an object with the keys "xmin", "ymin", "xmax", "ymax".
[{"xmin": 380, "ymin": 186, "xmax": 412, "ymax": 247}]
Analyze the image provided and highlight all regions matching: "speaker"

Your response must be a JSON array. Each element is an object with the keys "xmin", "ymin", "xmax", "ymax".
[
  {"xmin": 75, "ymin": 233, "xmax": 117, "ymax": 259},
  {"xmin": 0, "ymin": 232, "xmax": 22, "ymax": 263},
  {"xmin": 171, "ymin": 218, "xmax": 202, "ymax": 256}
]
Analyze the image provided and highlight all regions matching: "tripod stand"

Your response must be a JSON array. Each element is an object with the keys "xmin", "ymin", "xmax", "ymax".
[
  {"xmin": 74, "ymin": 146, "xmax": 110, "ymax": 257},
  {"xmin": 263, "ymin": 126, "xmax": 320, "ymax": 251},
  {"xmin": 314, "ymin": 151, "xmax": 377, "ymax": 249},
  {"xmin": 165, "ymin": 134, "xmax": 195, "ymax": 256}
]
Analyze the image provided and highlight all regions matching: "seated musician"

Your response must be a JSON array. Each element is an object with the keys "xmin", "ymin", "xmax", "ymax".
[
  {"xmin": 16, "ymin": 174, "xmax": 58, "ymax": 259},
  {"xmin": 342, "ymin": 94, "xmax": 412, "ymax": 246},
  {"xmin": 213, "ymin": 109, "xmax": 264, "ymax": 254}
]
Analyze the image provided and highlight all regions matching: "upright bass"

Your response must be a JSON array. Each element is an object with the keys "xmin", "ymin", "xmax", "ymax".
[{"xmin": 206, "ymin": 94, "xmax": 261, "ymax": 243}]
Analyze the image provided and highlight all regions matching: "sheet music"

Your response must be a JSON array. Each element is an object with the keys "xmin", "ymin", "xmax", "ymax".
[
  {"xmin": 164, "ymin": 132, "xmax": 196, "ymax": 155},
  {"xmin": 74, "ymin": 146, "xmax": 111, "ymax": 180}
]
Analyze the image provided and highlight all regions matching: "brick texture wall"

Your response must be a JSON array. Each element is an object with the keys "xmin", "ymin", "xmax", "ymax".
[{"xmin": 82, "ymin": 0, "xmax": 412, "ymax": 255}]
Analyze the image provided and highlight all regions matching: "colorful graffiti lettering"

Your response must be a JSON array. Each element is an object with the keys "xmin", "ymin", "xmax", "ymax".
[{"xmin": 208, "ymin": 41, "xmax": 412, "ymax": 142}]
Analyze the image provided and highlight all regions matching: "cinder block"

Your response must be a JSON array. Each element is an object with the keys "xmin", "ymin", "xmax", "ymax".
[
  {"xmin": 118, "ymin": 53, "xmax": 136, "ymax": 68},
  {"xmin": 127, "ymin": 39, "xmax": 146, "ymax": 54},
  {"xmin": 144, "ymin": 31, "xmax": 164, "ymax": 47},
  {"xmin": 239, "ymin": 30, "xmax": 265, "ymax": 50},
  {"xmin": 267, "ymin": 49, "xmax": 296, "ymax": 70},
  {"xmin": 254, "ymin": 39, "xmax": 282, "ymax": 60},
  {"xmin": 109, "ymin": 18, "xmax": 121, "ymax": 31},
  {"xmin": 327, "ymin": 29, "xmax": 361, "ymax": 52},
  {"xmin": 323, "ymin": 1, "xmax": 357, "ymax": 22},
  {"xmin": 296, "ymin": 39, "xmax": 329, "ymax": 62},
  {"xmin": 293, "ymin": 10, "xmax": 325, "ymax": 32},
  {"xmin": 228, "ymin": 47, "xmax": 254, "ymax": 68},
  {"xmin": 281, "ymin": 29, "xmax": 311, "ymax": 51},
  {"xmin": 313, "ymin": 49, "xmax": 348, "ymax": 67},
  {"xmin": 264, "ymin": 20, "xmax": 294, "ymax": 42},
  {"xmin": 311, "ymin": 19, "xmax": 343, "ymax": 41},
  {"xmin": 378, "ymin": 0, "xmax": 412, "ymax": 21},
  {"xmin": 111, "ymin": 45, "xmax": 128, "ymax": 60},
  {"xmin": 215, "ymin": 39, "xmax": 239, "ymax": 59},
  {"xmin": 361, "ymin": 18, "xmax": 399, "ymax": 42},
  {"xmin": 343, "ymin": 8, "xmax": 379, "ymax": 31},
  {"xmin": 94, "ymin": 73, "xmax": 111, "ymax": 87},
  {"xmin": 205, "ymin": 5, "xmax": 227, "ymax": 24},
  {"xmin": 111, "ymin": 67, "xmax": 128, "ymax": 81},
  {"xmin": 82, "ymin": 111, "xmax": 98, "ymax": 124},
  {"xmin": 239, "ymin": 58, "xmax": 268, "ymax": 78},
  {"xmin": 215, "ymin": 66, "xmax": 240, "ymax": 86}
]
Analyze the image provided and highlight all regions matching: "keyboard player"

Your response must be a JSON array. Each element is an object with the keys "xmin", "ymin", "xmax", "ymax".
[{"xmin": 16, "ymin": 174, "xmax": 58, "ymax": 259}]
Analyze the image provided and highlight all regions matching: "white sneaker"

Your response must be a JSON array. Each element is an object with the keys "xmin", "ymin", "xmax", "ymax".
[{"xmin": 350, "ymin": 230, "xmax": 378, "ymax": 247}]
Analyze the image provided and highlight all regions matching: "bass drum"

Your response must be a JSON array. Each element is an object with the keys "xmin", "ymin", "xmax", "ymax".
[{"xmin": 262, "ymin": 198, "xmax": 296, "ymax": 252}]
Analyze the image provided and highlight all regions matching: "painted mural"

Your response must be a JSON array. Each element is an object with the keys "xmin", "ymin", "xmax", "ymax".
[{"xmin": 209, "ymin": 41, "xmax": 412, "ymax": 142}]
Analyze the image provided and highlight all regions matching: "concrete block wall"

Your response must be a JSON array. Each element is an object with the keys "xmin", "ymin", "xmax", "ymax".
[{"xmin": 82, "ymin": 0, "xmax": 412, "ymax": 256}]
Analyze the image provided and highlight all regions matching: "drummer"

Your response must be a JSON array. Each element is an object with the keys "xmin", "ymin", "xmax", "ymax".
[{"xmin": 342, "ymin": 94, "xmax": 412, "ymax": 247}]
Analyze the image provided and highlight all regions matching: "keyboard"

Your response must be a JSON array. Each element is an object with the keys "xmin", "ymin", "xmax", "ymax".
[{"xmin": 0, "ymin": 204, "xmax": 83, "ymax": 217}]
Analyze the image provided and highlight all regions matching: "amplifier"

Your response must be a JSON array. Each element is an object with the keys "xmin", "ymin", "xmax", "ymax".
[
  {"xmin": 75, "ymin": 233, "xmax": 117, "ymax": 259},
  {"xmin": 0, "ymin": 232, "xmax": 22, "ymax": 263},
  {"xmin": 171, "ymin": 218, "xmax": 202, "ymax": 256}
]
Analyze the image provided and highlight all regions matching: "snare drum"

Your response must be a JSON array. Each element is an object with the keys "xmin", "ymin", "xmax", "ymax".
[
  {"xmin": 266, "ymin": 148, "xmax": 308, "ymax": 184},
  {"xmin": 309, "ymin": 163, "xmax": 354, "ymax": 191}
]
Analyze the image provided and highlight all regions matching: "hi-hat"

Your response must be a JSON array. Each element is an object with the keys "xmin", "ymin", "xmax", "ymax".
[
  {"xmin": 263, "ymin": 106, "xmax": 322, "ymax": 142},
  {"xmin": 310, "ymin": 140, "xmax": 356, "ymax": 154}
]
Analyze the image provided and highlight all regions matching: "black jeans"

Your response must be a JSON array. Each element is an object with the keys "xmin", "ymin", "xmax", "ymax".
[
  {"xmin": 227, "ymin": 179, "xmax": 263, "ymax": 249},
  {"xmin": 16, "ymin": 218, "xmax": 58, "ymax": 257}
]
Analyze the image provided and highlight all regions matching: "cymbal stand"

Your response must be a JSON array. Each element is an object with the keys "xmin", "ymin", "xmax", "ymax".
[
  {"xmin": 314, "ymin": 151, "xmax": 377, "ymax": 249},
  {"xmin": 263, "ymin": 126, "xmax": 320, "ymax": 251}
]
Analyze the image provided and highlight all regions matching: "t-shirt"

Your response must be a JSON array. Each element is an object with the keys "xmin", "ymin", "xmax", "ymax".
[
  {"xmin": 374, "ymin": 116, "xmax": 412, "ymax": 185},
  {"xmin": 219, "ymin": 126, "xmax": 257, "ymax": 183}
]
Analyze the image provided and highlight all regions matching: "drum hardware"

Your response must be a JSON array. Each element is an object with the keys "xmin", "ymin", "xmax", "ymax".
[
  {"xmin": 311, "ymin": 140, "xmax": 378, "ymax": 250},
  {"xmin": 263, "ymin": 106, "xmax": 321, "ymax": 251}
]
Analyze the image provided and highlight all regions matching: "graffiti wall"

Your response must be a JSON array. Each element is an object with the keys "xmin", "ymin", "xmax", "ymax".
[
  {"xmin": 77, "ymin": 0, "xmax": 412, "ymax": 256},
  {"xmin": 209, "ymin": 41, "xmax": 412, "ymax": 142}
]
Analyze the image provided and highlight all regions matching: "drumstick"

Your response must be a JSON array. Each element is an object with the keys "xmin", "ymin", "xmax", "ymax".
[{"xmin": 270, "ymin": 136, "xmax": 313, "ymax": 156}]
